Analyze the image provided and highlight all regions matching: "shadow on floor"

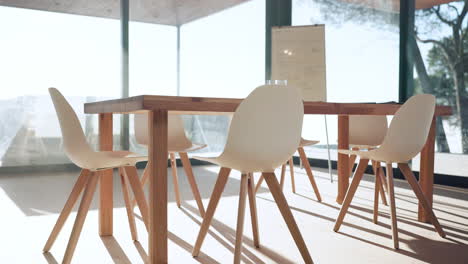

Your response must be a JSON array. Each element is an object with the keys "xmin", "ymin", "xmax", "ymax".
[
  {"xmin": 0, "ymin": 166, "xmax": 269, "ymax": 216},
  {"xmin": 310, "ymin": 165, "xmax": 468, "ymax": 212},
  {"xmin": 38, "ymin": 165, "xmax": 468, "ymax": 264},
  {"xmin": 260, "ymin": 193, "xmax": 468, "ymax": 264},
  {"xmin": 179, "ymin": 202, "xmax": 297, "ymax": 264}
]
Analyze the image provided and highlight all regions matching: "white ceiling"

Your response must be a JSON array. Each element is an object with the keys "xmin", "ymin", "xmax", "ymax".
[
  {"xmin": 0, "ymin": 0, "xmax": 458, "ymax": 26},
  {"xmin": 0, "ymin": 0, "xmax": 249, "ymax": 26}
]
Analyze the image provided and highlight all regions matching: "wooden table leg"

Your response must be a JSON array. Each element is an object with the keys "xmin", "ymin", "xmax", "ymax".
[
  {"xmin": 418, "ymin": 117, "xmax": 436, "ymax": 223},
  {"xmin": 148, "ymin": 110, "xmax": 168, "ymax": 263},
  {"xmin": 99, "ymin": 113, "xmax": 113, "ymax": 236},
  {"xmin": 337, "ymin": 115, "xmax": 350, "ymax": 204}
]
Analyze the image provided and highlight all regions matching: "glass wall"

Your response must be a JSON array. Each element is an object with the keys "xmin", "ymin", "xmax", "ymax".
[
  {"xmin": 0, "ymin": 6, "xmax": 120, "ymax": 167},
  {"xmin": 412, "ymin": 0, "xmax": 468, "ymax": 176},
  {"xmin": 128, "ymin": 9, "xmax": 178, "ymax": 154},
  {"xmin": 180, "ymin": 0, "xmax": 266, "ymax": 154},
  {"xmin": 129, "ymin": 24, "xmax": 177, "ymax": 97},
  {"xmin": 292, "ymin": 0, "xmax": 400, "ymax": 161},
  {"xmin": 4, "ymin": 0, "xmax": 464, "ymax": 178},
  {"xmin": 0, "ymin": 1, "xmax": 264, "ymax": 164}
]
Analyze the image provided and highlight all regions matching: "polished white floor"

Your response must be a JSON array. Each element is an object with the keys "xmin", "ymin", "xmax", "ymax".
[{"xmin": 0, "ymin": 164, "xmax": 467, "ymax": 263}]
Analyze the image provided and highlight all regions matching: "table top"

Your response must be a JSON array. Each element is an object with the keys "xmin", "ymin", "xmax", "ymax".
[{"xmin": 84, "ymin": 94, "xmax": 453, "ymax": 116}]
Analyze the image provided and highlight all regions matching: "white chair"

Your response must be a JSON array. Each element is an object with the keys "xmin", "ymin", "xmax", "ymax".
[
  {"xmin": 254, "ymin": 138, "xmax": 322, "ymax": 202},
  {"xmin": 132, "ymin": 113, "xmax": 207, "ymax": 216},
  {"xmin": 349, "ymin": 115, "xmax": 388, "ymax": 150},
  {"xmin": 333, "ymin": 94, "xmax": 446, "ymax": 249},
  {"xmin": 348, "ymin": 115, "xmax": 389, "ymax": 207},
  {"xmin": 192, "ymin": 85, "xmax": 313, "ymax": 264},
  {"xmin": 44, "ymin": 88, "xmax": 149, "ymax": 264}
]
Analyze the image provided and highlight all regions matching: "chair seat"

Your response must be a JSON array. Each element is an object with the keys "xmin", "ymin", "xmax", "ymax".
[
  {"xmin": 195, "ymin": 139, "xmax": 314, "ymax": 173},
  {"xmin": 335, "ymin": 140, "xmax": 380, "ymax": 150},
  {"xmin": 338, "ymin": 148, "xmax": 409, "ymax": 163},
  {"xmin": 193, "ymin": 156, "xmax": 237, "ymax": 171},
  {"xmin": 338, "ymin": 149, "xmax": 372, "ymax": 158},
  {"xmin": 88, "ymin": 151, "xmax": 147, "ymax": 171},
  {"xmin": 194, "ymin": 155, "xmax": 279, "ymax": 173},
  {"xmin": 171, "ymin": 143, "xmax": 207, "ymax": 153},
  {"xmin": 140, "ymin": 143, "xmax": 206, "ymax": 153},
  {"xmin": 300, "ymin": 138, "xmax": 319, "ymax": 147},
  {"xmin": 349, "ymin": 144, "xmax": 379, "ymax": 150}
]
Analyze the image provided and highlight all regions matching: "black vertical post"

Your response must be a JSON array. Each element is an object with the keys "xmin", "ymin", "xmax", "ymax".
[
  {"xmin": 121, "ymin": 0, "xmax": 130, "ymax": 150},
  {"xmin": 265, "ymin": 0, "xmax": 292, "ymax": 81},
  {"xmin": 399, "ymin": 0, "xmax": 415, "ymax": 103}
]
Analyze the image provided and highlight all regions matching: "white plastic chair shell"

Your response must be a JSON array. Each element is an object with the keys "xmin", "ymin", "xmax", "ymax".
[
  {"xmin": 349, "ymin": 115, "xmax": 388, "ymax": 148},
  {"xmin": 133, "ymin": 112, "xmax": 207, "ymax": 216},
  {"xmin": 339, "ymin": 94, "xmax": 436, "ymax": 163},
  {"xmin": 49, "ymin": 88, "xmax": 147, "ymax": 171},
  {"xmin": 334, "ymin": 94, "xmax": 446, "ymax": 250},
  {"xmin": 196, "ymin": 84, "xmax": 304, "ymax": 173},
  {"xmin": 134, "ymin": 113, "xmax": 206, "ymax": 152},
  {"xmin": 300, "ymin": 138, "xmax": 319, "ymax": 147},
  {"xmin": 46, "ymin": 88, "xmax": 150, "ymax": 264}
]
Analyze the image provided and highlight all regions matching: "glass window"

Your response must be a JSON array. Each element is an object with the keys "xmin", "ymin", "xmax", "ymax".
[
  {"xmin": 412, "ymin": 0, "xmax": 468, "ymax": 176},
  {"xmin": 129, "ymin": 23, "xmax": 177, "ymax": 97},
  {"xmin": 292, "ymin": 0, "xmax": 400, "ymax": 161},
  {"xmin": 179, "ymin": 0, "xmax": 266, "ymax": 154},
  {"xmin": 128, "ymin": 8, "xmax": 178, "ymax": 154},
  {"xmin": 0, "ymin": 6, "xmax": 120, "ymax": 167}
]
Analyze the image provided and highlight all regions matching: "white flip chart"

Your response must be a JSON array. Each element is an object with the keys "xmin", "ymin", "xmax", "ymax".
[{"xmin": 271, "ymin": 25, "xmax": 327, "ymax": 102}]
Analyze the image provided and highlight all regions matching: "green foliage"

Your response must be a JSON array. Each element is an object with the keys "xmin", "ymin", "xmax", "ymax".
[
  {"xmin": 425, "ymin": 35, "xmax": 467, "ymax": 98},
  {"xmin": 415, "ymin": 1, "xmax": 466, "ymax": 39},
  {"xmin": 419, "ymin": 34, "xmax": 465, "ymax": 127}
]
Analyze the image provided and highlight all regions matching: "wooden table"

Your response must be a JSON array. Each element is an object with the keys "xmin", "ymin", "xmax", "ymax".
[{"xmin": 84, "ymin": 95, "xmax": 452, "ymax": 264}]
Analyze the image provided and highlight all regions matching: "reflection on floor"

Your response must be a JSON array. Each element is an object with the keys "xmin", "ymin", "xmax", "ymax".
[{"xmin": 0, "ymin": 165, "xmax": 467, "ymax": 263}]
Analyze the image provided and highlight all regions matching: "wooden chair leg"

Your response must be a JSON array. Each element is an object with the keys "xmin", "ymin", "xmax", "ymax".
[
  {"xmin": 373, "ymin": 169, "xmax": 380, "ymax": 224},
  {"xmin": 124, "ymin": 166, "xmax": 150, "ymax": 231},
  {"xmin": 170, "ymin": 153, "xmax": 182, "ymax": 208},
  {"xmin": 119, "ymin": 168, "xmax": 138, "ymax": 241},
  {"xmin": 289, "ymin": 158, "xmax": 296, "ymax": 193},
  {"xmin": 141, "ymin": 162, "xmax": 150, "ymax": 186},
  {"xmin": 180, "ymin": 152, "xmax": 206, "ymax": 217},
  {"xmin": 379, "ymin": 182, "xmax": 388, "ymax": 206},
  {"xmin": 280, "ymin": 163, "xmax": 286, "ymax": 190},
  {"xmin": 62, "ymin": 173, "xmax": 99, "ymax": 264},
  {"xmin": 348, "ymin": 147, "xmax": 359, "ymax": 177},
  {"xmin": 398, "ymin": 163, "xmax": 446, "ymax": 238},
  {"xmin": 369, "ymin": 149, "xmax": 387, "ymax": 206},
  {"xmin": 247, "ymin": 173, "xmax": 260, "ymax": 248},
  {"xmin": 386, "ymin": 163, "xmax": 399, "ymax": 249},
  {"xmin": 234, "ymin": 174, "xmax": 248, "ymax": 264},
  {"xmin": 334, "ymin": 158, "xmax": 369, "ymax": 232},
  {"xmin": 379, "ymin": 166, "xmax": 389, "ymax": 193},
  {"xmin": 193, "ymin": 167, "xmax": 231, "ymax": 257},
  {"xmin": 348, "ymin": 155, "xmax": 357, "ymax": 177},
  {"xmin": 132, "ymin": 163, "xmax": 149, "ymax": 209},
  {"xmin": 254, "ymin": 174, "xmax": 264, "ymax": 193},
  {"xmin": 372, "ymin": 161, "xmax": 388, "ymax": 206},
  {"xmin": 376, "ymin": 162, "xmax": 388, "ymax": 206},
  {"xmin": 43, "ymin": 169, "xmax": 90, "ymax": 252},
  {"xmin": 263, "ymin": 172, "xmax": 313, "ymax": 264},
  {"xmin": 298, "ymin": 147, "xmax": 322, "ymax": 202}
]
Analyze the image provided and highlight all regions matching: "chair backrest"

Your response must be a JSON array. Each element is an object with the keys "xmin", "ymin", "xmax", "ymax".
[
  {"xmin": 378, "ymin": 94, "xmax": 436, "ymax": 162},
  {"xmin": 134, "ymin": 113, "xmax": 193, "ymax": 151},
  {"xmin": 349, "ymin": 115, "xmax": 388, "ymax": 147},
  {"xmin": 220, "ymin": 84, "xmax": 304, "ymax": 172},
  {"xmin": 48, "ymin": 88, "xmax": 95, "ymax": 167}
]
